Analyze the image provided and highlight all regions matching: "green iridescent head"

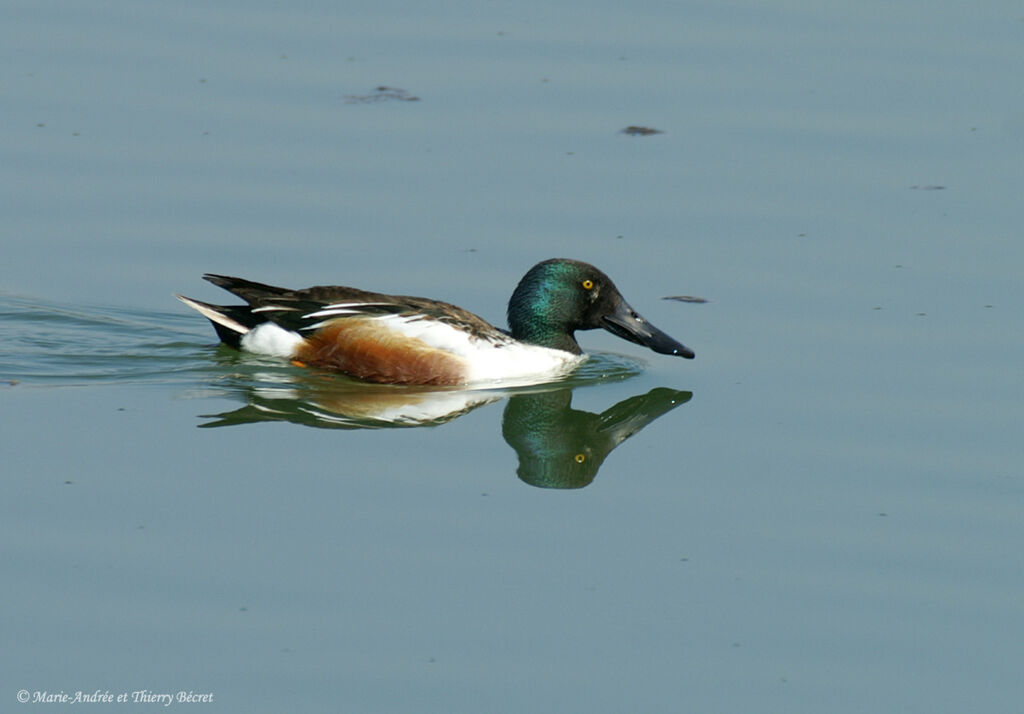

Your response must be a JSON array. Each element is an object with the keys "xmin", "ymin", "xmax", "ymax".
[{"xmin": 506, "ymin": 258, "xmax": 695, "ymax": 359}]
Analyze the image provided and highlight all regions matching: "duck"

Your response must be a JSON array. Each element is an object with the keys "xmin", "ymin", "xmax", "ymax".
[{"xmin": 176, "ymin": 258, "xmax": 694, "ymax": 386}]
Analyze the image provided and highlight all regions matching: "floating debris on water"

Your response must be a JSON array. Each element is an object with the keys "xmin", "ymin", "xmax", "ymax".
[
  {"xmin": 344, "ymin": 86, "xmax": 420, "ymax": 104},
  {"xmin": 662, "ymin": 295, "xmax": 709, "ymax": 304},
  {"xmin": 910, "ymin": 185, "xmax": 945, "ymax": 190},
  {"xmin": 621, "ymin": 126, "xmax": 663, "ymax": 136}
]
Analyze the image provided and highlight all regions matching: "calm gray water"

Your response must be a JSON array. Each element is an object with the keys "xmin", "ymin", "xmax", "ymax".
[{"xmin": 3, "ymin": 1, "xmax": 1023, "ymax": 712}]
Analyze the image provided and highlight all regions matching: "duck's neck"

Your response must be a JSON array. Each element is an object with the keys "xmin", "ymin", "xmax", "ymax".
[
  {"xmin": 507, "ymin": 265, "xmax": 585, "ymax": 354},
  {"xmin": 509, "ymin": 314, "xmax": 582, "ymax": 354}
]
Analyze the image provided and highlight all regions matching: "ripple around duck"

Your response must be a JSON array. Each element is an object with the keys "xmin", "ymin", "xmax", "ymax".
[
  {"xmin": 0, "ymin": 294, "xmax": 214, "ymax": 387},
  {"xmin": 0, "ymin": 293, "xmax": 647, "ymax": 392}
]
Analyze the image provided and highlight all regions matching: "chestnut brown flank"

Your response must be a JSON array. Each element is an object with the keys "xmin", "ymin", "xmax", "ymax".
[{"xmin": 295, "ymin": 319, "xmax": 468, "ymax": 385}]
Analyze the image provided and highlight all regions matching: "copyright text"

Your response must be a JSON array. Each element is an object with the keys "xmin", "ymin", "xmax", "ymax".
[{"xmin": 16, "ymin": 690, "xmax": 214, "ymax": 706}]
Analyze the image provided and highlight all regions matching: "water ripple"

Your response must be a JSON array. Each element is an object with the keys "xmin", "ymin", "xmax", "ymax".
[{"xmin": 0, "ymin": 294, "xmax": 213, "ymax": 387}]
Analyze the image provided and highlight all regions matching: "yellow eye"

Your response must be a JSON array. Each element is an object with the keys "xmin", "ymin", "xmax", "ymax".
[
  {"xmin": 574, "ymin": 453, "xmax": 586, "ymax": 463},
  {"xmin": 581, "ymin": 279, "xmax": 594, "ymax": 290}
]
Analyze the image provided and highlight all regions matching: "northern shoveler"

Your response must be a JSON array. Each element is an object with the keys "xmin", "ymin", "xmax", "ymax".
[{"xmin": 176, "ymin": 258, "xmax": 694, "ymax": 386}]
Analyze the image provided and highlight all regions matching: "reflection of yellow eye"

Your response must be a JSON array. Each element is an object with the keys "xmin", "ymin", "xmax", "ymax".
[
  {"xmin": 574, "ymin": 453, "xmax": 586, "ymax": 463},
  {"xmin": 581, "ymin": 279, "xmax": 594, "ymax": 290}
]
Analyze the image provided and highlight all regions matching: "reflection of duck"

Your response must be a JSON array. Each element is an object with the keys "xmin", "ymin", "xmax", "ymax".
[
  {"xmin": 199, "ymin": 377, "xmax": 691, "ymax": 489},
  {"xmin": 177, "ymin": 259, "xmax": 693, "ymax": 387},
  {"xmin": 199, "ymin": 382, "xmax": 500, "ymax": 429},
  {"xmin": 502, "ymin": 388, "xmax": 692, "ymax": 489}
]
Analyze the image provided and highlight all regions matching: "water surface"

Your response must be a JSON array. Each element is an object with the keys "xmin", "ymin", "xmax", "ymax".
[{"xmin": 3, "ymin": 1, "xmax": 1023, "ymax": 712}]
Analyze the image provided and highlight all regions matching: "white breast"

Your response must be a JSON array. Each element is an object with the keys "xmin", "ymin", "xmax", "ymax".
[
  {"xmin": 378, "ymin": 314, "xmax": 584, "ymax": 386},
  {"xmin": 462, "ymin": 343, "xmax": 585, "ymax": 386}
]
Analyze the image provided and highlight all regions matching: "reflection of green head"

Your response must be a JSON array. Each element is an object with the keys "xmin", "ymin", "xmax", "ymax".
[
  {"xmin": 501, "ymin": 387, "xmax": 693, "ymax": 490},
  {"xmin": 502, "ymin": 389, "xmax": 602, "ymax": 488}
]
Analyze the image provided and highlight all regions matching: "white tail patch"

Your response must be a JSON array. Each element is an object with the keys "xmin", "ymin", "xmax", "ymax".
[
  {"xmin": 239, "ymin": 322, "xmax": 305, "ymax": 358},
  {"xmin": 175, "ymin": 294, "xmax": 250, "ymax": 335}
]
